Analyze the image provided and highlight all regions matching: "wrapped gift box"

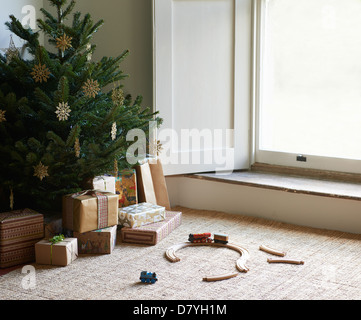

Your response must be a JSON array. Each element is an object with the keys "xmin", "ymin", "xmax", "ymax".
[
  {"xmin": 35, "ymin": 238, "xmax": 78, "ymax": 267},
  {"xmin": 0, "ymin": 209, "xmax": 44, "ymax": 268},
  {"xmin": 73, "ymin": 225, "xmax": 117, "ymax": 254},
  {"xmin": 62, "ymin": 190, "xmax": 118, "ymax": 234},
  {"xmin": 115, "ymin": 169, "xmax": 138, "ymax": 207},
  {"xmin": 121, "ymin": 211, "xmax": 182, "ymax": 245},
  {"xmin": 136, "ymin": 158, "xmax": 171, "ymax": 209},
  {"xmin": 44, "ymin": 213, "xmax": 63, "ymax": 239},
  {"xmin": 93, "ymin": 175, "xmax": 116, "ymax": 194},
  {"xmin": 118, "ymin": 202, "xmax": 166, "ymax": 228}
]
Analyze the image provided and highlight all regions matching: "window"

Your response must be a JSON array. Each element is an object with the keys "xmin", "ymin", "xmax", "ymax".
[{"xmin": 255, "ymin": 0, "xmax": 361, "ymax": 174}]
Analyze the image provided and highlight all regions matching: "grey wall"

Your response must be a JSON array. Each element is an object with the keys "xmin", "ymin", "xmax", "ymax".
[
  {"xmin": 0, "ymin": 0, "xmax": 153, "ymax": 109},
  {"xmin": 59, "ymin": 0, "xmax": 154, "ymax": 108}
]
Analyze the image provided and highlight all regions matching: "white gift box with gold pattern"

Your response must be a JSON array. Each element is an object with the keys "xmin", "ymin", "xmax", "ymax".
[{"xmin": 118, "ymin": 202, "xmax": 166, "ymax": 228}]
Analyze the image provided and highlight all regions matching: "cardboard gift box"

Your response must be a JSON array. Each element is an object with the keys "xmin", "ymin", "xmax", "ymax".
[
  {"xmin": 62, "ymin": 190, "xmax": 118, "ymax": 234},
  {"xmin": 118, "ymin": 202, "xmax": 166, "ymax": 228},
  {"xmin": 0, "ymin": 209, "xmax": 44, "ymax": 268},
  {"xmin": 121, "ymin": 211, "xmax": 182, "ymax": 245},
  {"xmin": 35, "ymin": 238, "xmax": 78, "ymax": 266},
  {"xmin": 73, "ymin": 225, "xmax": 117, "ymax": 254},
  {"xmin": 93, "ymin": 175, "xmax": 116, "ymax": 194},
  {"xmin": 115, "ymin": 169, "xmax": 138, "ymax": 207}
]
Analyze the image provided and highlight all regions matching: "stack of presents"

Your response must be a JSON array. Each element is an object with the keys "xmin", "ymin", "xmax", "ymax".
[{"xmin": 0, "ymin": 159, "xmax": 182, "ymax": 268}]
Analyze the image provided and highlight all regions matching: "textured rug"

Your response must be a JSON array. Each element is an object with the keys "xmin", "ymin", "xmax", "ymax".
[{"xmin": 1, "ymin": 206, "xmax": 361, "ymax": 300}]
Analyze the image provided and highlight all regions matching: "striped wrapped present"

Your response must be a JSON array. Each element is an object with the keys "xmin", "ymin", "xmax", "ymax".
[
  {"xmin": 120, "ymin": 211, "xmax": 182, "ymax": 245},
  {"xmin": 0, "ymin": 209, "xmax": 44, "ymax": 268}
]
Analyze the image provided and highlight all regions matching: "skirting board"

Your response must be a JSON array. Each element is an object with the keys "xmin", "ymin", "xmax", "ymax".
[{"xmin": 165, "ymin": 176, "xmax": 361, "ymax": 234}]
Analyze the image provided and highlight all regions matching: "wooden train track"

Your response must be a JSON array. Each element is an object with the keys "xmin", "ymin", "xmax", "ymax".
[
  {"xmin": 259, "ymin": 244, "xmax": 286, "ymax": 257},
  {"xmin": 267, "ymin": 258, "xmax": 304, "ymax": 265},
  {"xmin": 165, "ymin": 242, "xmax": 250, "ymax": 279}
]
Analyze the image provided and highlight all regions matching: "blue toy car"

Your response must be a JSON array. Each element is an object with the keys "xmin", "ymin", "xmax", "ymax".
[{"xmin": 140, "ymin": 271, "xmax": 158, "ymax": 284}]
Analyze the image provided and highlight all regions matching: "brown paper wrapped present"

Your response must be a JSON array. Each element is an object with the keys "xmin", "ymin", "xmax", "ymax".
[
  {"xmin": 0, "ymin": 209, "xmax": 44, "ymax": 268},
  {"xmin": 135, "ymin": 162, "xmax": 157, "ymax": 205},
  {"xmin": 136, "ymin": 159, "xmax": 171, "ymax": 210},
  {"xmin": 121, "ymin": 211, "xmax": 182, "ymax": 245},
  {"xmin": 35, "ymin": 238, "xmax": 78, "ymax": 267},
  {"xmin": 62, "ymin": 190, "xmax": 118, "ymax": 233},
  {"xmin": 149, "ymin": 159, "xmax": 171, "ymax": 210},
  {"xmin": 73, "ymin": 225, "xmax": 117, "ymax": 254}
]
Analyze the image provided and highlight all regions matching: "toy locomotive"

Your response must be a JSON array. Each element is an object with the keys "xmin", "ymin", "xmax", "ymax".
[
  {"xmin": 188, "ymin": 232, "xmax": 212, "ymax": 243},
  {"xmin": 140, "ymin": 271, "xmax": 158, "ymax": 284},
  {"xmin": 188, "ymin": 233, "xmax": 229, "ymax": 244}
]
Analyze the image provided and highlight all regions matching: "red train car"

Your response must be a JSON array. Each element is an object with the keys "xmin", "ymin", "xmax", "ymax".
[{"xmin": 188, "ymin": 233, "xmax": 212, "ymax": 243}]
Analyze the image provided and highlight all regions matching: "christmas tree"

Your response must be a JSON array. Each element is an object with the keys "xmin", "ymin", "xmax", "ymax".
[{"xmin": 0, "ymin": 0, "xmax": 161, "ymax": 213}]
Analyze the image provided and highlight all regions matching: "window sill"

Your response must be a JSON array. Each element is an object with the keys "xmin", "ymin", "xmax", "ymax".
[{"xmin": 182, "ymin": 169, "xmax": 361, "ymax": 202}]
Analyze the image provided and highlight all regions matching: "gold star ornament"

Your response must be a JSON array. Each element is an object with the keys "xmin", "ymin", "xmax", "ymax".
[
  {"xmin": 0, "ymin": 110, "xmax": 6, "ymax": 123},
  {"xmin": 55, "ymin": 102, "xmax": 71, "ymax": 121},
  {"xmin": 56, "ymin": 34, "xmax": 72, "ymax": 52},
  {"xmin": 33, "ymin": 162, "xmax": 49, "ymax": 181},
  {"xmin": 31, "ymin": 63, "xmax": 51, "ymax": 83},
  {"xmin": 82, "ymin": 79, "xmax": 100, "ymax": 98}
]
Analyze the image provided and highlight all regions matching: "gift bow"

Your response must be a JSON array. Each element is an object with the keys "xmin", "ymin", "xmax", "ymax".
[
  {"xmin": 49, "ymin": 234, "xmax": 65, "ymax": 244},
  {"xmin": 66, "ymin": 190, "xmax": 109, "ymax": 230}
]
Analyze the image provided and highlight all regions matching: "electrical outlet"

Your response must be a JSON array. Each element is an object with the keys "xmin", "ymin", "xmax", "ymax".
[{"xmin": 296, "ymin": 155, "xmax": 307, "ymax": 162}]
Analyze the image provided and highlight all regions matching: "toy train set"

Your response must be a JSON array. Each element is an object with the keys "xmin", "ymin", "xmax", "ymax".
[
  {"xmin": 188, "ymin": 233, "xmax": 229, "ymax": 244},
  {"xmin": 141, "ymin": 233, "xmax": 304, "ymax": 284}
]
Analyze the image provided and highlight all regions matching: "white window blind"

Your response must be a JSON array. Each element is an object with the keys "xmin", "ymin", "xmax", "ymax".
[{"xmin": 153, "ymin": 0, "xmax": 252, "ymax": 175}]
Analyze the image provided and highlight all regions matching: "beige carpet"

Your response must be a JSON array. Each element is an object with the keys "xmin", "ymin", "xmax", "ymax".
[{"xmin": 1, "ymin": 206, "xmax": 361, "ymax": 300}]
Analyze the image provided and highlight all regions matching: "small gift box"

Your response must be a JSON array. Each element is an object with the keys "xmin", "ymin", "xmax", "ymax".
[
  {"xmin": 62, "ymin": 190, "xmax": 118, "ymax": 234},
  {"xmin": 35, "ymin": 237, "xmax": 78, "ymax": 267},
  {"xmin": 73, "ymin": 225, "xmax": 117, "ymax": 254},
  {"xmin": 115, "ymin": 169, "xmax": 138, "ymax": 207},
  {"xmin": 0, "ymin": 208, "xmax": 44, "ymax": 268},
  {"xmin": 93, "ymin": 175, "xmax": 116, "ymax": 194},
  {"xmin": 118, "ymin": 202, "xmax": 166, "ymax": 228},
  {"xmin": 121, "ymin": 211, "xmax": 182, "ymax": 245}
]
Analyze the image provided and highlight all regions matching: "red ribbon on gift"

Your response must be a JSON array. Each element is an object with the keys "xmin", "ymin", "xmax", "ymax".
[{"xmin": 94, "ymin": 191, "xmax": 108, "ymax": 229}]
